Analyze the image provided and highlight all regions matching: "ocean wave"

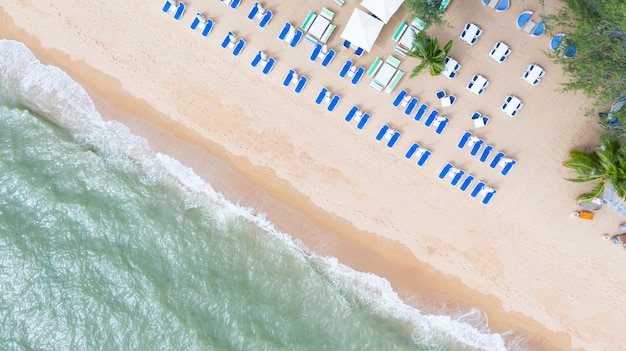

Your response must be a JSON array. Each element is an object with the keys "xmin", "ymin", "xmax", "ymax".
[{"xmin": 0, "ymin": 39, "xmax": 526, "ymax": 351}]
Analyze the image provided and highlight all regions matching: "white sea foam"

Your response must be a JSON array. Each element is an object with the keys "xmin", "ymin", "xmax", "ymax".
[{"xmin": 0, "ymin": 39, "xmax": 529, "ymax": 351}]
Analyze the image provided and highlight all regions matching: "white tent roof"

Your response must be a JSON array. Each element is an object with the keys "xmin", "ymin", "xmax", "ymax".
[
  {"xmin": 360, "ymin": 0, "xmax": 405, "ymax": 24},
  {"xmin": 340, "ymin": 8, "xmax": 385, "ymax": 52}
]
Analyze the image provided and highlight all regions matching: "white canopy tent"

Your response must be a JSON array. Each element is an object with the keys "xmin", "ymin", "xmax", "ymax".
[
  {"xmin": 360, "ymin": 0, "xmax": 405, "ymax": 24},
  {"xmin": 340, "ymin": 8, "xmax": 385, "ymax": 52}
]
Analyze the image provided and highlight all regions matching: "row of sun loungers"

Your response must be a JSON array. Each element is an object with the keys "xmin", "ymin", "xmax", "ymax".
[
  {"xmin": 458, "ymin": 132, "xmax": 516, "ymax": 175},
  {"xmin": 391, "ymin": 90, "xmax": 449, "ymax": 135},
  {"xmin": 439, "ymin": 163, "xmax": 497, "ymax": 204}
]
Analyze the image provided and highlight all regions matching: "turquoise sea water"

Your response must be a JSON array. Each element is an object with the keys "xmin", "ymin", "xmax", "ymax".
[{"xmin": 0, "ymin": 40, "xmax": 522, "ymax": 350}]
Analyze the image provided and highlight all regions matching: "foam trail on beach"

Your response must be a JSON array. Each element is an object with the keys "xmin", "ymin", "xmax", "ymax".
[{"xmin": 0, "ymin": 39, "xmax": 527, "ymax": 350}]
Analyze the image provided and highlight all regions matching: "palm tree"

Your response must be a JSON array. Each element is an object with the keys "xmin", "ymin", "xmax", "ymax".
[
  {"xmin": 563, "ymin": 135, "xmax": 626, "ymax": 202},
  {"xmin": 406, "ymin": 31, "xmax": 453, "ymax": 78}
]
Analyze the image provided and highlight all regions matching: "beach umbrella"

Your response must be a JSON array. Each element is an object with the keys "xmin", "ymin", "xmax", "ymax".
[
  {"xmin": 360, "ymin": 0, "xmax": 405, "ymax": 24},
  {"xmin": 340, "ymin": 8, "xmax": 385, "ymax": 52}
]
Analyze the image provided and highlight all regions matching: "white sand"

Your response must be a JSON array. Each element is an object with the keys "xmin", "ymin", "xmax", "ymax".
[{"xmin": 2, "ymin": 0, "xmax": 626, "ymax": 349}]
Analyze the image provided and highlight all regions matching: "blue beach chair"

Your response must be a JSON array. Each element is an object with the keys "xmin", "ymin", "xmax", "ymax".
[
  {"xmin": 190, "ymin": 13, "xmax": 204, "ymax": 30},
  {"xmin": 354, "ymin": 47, "xmax": 364, "ymax": 57},
  {"xmin": 295, "ymin": 76, "xmax": 307, "ymax": 93},
  {"xmin": 328, "ymin": 95, "xmax": 341, "ymax": 112},
  {"xmin": 316, "ymin": 87, "xmax": 329, "ymax": 105},
  {"xmin": 262, "ymin": 58, "xmax": 275, "ymax": 75},
  {"xmin": 357, "ymin": 114, "xmax": 369, "ymax": 129},
  {"xmin": 221, "ymin": 32, "xmax": 235, "ymax": 48},
  {"xmin": 479, "ymin": 145, "xmax": 493, "ymax": 162},
  {"xmin": 248, "ymin": 2, "xmax": 260, "ymax": 20},
  {"xmin": 345, "ymin": 106, "xmax": 359, "ymax": 122},
  {"xmin": 417, "ymin": 149, "xmax": 431, "ymax": 166},
  {"xmin": 459, "ymin": 175, "xmax": 475, "ymax": 191},
  {"xmin": 202, "ymin": 19, "xmax": 214, "ymax": 37},
  {"xmin": 283, "ymin": 69, "xmax": 295, "ymax": 86},
  {"xmin": 231, "ymin": 0, "xmax": 241, "ymax": 9},
  {"xmin": 424, "ymin": 110, "xmax": 439, "ymax": 127},
  {"xmin": 351, "ymin": 67, "xmax": 364, "ymax": 85},
  {"xmin": 490, "ymin": 152, "xmax": 505, "ymax": 168},
  {"xmin": 470, "ymin": 140, "xmax": 484, "ymax": 156},
  {"xmin": 435, "ymin": 118, "xmax": 449, "ymax": 134},
  {"xmin": 405, "ymin": 143, "xmax": 419, "ymax": 159},
  {"xmin": 376, "ymin": 125, "xmax": 390, "ymax": 141},
  {"xmin": 470, "ymin": 182, "xmax": 486, "ymax": 198},
  {"xmin": 339, "ymin": 60, "xmax": 352, "ymax": 78},
  {"xmin": 259, "ymin": 11, "xmax": 273, "ymax": 28},
  {"xmin": 458, "ymin": 131, "xmax": 471, "ymax": 148},
  {"xmin": 438, "ymin": 163, "xmax": 453, "ymax": 179},
  {"xmin": 310, "ymin": 43, "xmax": 322, "ymax": 61},
  {"xmin": 163, "ymin": 0, "xmax": 173, "ymax": 12},
  {"xmin": 233, "ymin": 39, "xmax": 246, "ymax": 56},
  {"xmin": 404, "ymin": 98, "xmax": 418, "ymax": 115},
  {"xmin": 278, "ymin": 22, "xmax": 292, "ymax": 40},
  {"xmin": 482, "ymin": 189, "xmax": 496, "ymax": 204},
  {"xmin": 174, "ymin": 2, "xmax": 186, "ymax": 20},
  {"xmin": 436, "ymin": 90, "xmax": 446, "ymax": 99},
  {"xmin": 501, "ymin": 159, "xmax": 516, "ymax": 175},
  {"xmin": 322, "ymin": 50, "xmax": 335, "ymax": 67},
  {"xmin": 451, "ymin": 169, "xmax": 465, "ymax": 186},
  {"xmin": 290, "ymin": 30, "xmax": 303, "ymax": 48},
  {"xmin": 387, "ymin": 131, "xmax": 400, "ymax": 148},
  {"xmin": 251, "ymin": 51, "xmax": 263, "ymax": 67},
  {"xmin": 414, "ymin": 104, "xmax": 428, "ymax": 121},
  {"xmin": 393, "ymin": 90, "xmax": 407, "ymax": 107}
]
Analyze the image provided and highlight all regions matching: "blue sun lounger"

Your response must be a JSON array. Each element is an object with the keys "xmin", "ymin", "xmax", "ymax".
[
  {"xmin": 490, "ymin": 152, "xmax": 505, "ymax": 168},
  {"xmin": 417, "ymin": 149, "xmax": 431, "ymax": 166},
  {"xmin": 322, "ymin": 50, "xmax": 335, "ymax": 67},
  {"xmin": 251, "ymin": 51, "xmax": 263, "ymax": 67},
  {"xmin": 351, "ymin": 67, "xmax": 364, "ymax": 84},
  {"xmin": 470, "ymin": 182, "xmax": 485, "ymax": 197},
  {"xmin": 221, "ymin": 32, "xmax": 235, "ymax": 48},
  {"xmin": 248, "ymin": 2, "xmax": 260, "ymax": 19},
  {"xmin": 163, "ymin": 0, "xmax": 173, "ymax": 12},
  {"xmin": 393, "ymin": 90, "xmax": 407, "ymax": 107},
  {"xmin": 414, "ymin": 104, "xmax": 428, "ymax": 121},
  {"xmin": 482, "ymin": 189, "xmax": 496, "ymax": 204},
  {"xmin": 387, "ymin": 131, "xmax": 400, "ymax": 148},
  {"xmin": 458, "ymin": 131, "xmax": 471, "ymax": 148},
  {"xmin": 479, "ymin": 145, "xmax": 493, "ymax": 162},
  {"xmin": 438, "ymin": 163, "xmax": 453, "ymax": 179},
  {"xmin": 424, "ymin": 110, "xmax": 439, "ymax": 127},
  {"xmin": 283, "ymin": 69, "xmax": 296, "ymax": 86},
  {"xmin": 174, "ymin": 2, "xmax": 186, "ymax": 20},
  {"xmin": 310, "ymin": 43, "xmax": 322, "ymax": 61},
  {"xmin": 404, "ymin": 98, "xmax": 418, "ymax": 115},
  {"xmin": 405, "ymin": 143, "xmax": 419, "ymax": 158},
  {"xmin": 191, "ymin": 13, "xmax": 204, "ymax": 30},
  {"xmin": 230, "ymin": 0, "xmax": 241, "ymax": 9},
  {"xmin": 328, "ymin": 95, "xmax": 341, "ymax": 111},
  {"xmin": 501, "ymin": 159, "xmax": 516, "ymax": 175},
  {"xmin": 470, "ymin": 139, "xmax": 484, "ymax": 156},
  {"xmin": 376, "ymin": 124, "xmax": 390, "ymax": 141},
  {"xmin": 435, "ymin": 117, "xmax": 449, "ymax": 134},
  {"xmin": 451, "ymin": 169, "xmax": 465, "ymax": 186},
  {"xmin": 357, "ymin": 114, "xmax": 369, "ymax": 129},
  {"xmin": 202, "ymin": 19, "xmax": 214, "ymax": 36},
  {"xmin": 262, "ymin": 58, "xmax": 275, "ymax": 75},
  {"xmin": 339, "ymin": 60, "xmax": 352, "ymax": 78},
  {"xmin": 233, "ymin": 39, "xmax": 246, "ymax": 56},
  {"xmin": 459, "ymin": 175, "xmax": 474, "ymax": 191},
  {"xmin": 291, "ymin": 30, "xmax": 303, "ymax": 48},
  {"xmin": 316, "ymin": 87, "xmax": 329, "ymax": 104},
  {"xmin": 259, "ymin": 11, "xmax": 273, "ymax": 28},
  {"xmin": 345, "ymin": 106, "xmax": 359, "ymax": 122},
  {"xmin": 295, "ymin": 76, "xmax": 307, "ymax": 93},
  {"xmin": 278, "ymin": 22, "xmax": 292, "ymax": 40}
]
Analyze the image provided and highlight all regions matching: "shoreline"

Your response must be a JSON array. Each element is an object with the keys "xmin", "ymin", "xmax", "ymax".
[
  {"xmin": 0, "ymin": 9, "xmax": 565, "ymax": 350},
  {"xmin": 3, "ymin": 0, "xmax": 626, "ymax": 349}
]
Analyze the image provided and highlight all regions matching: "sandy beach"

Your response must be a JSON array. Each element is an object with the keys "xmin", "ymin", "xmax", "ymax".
[{"xmin": 2, "ymin": 0, "xmax": 626, "ymax": 349}]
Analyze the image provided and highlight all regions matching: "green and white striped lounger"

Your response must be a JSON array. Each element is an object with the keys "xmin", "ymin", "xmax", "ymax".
[
  {"xmin": 386, "ymin": 55, "xmax": 401, "ymax": 68},
  {"xmin": 320, "ymin": 7, "xmax": 334, "ymax": 20},
  {"xmin": 385, "ymin": 71, "xmax": 404, "ymax": 94},
  {"xmin": 367, "ymin": 57, "xmax": 383, "ymax": 77},
  {"xmin": 320, "ymin": 24, "xmax": 335, "ymax": 43},
  {"xmin": 392, "ymin": 22, "xmax": 407, "ymax": 42},
  {"xmin": 301, "ymin": 11, "xmax": 315, "ymax": 31}
]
